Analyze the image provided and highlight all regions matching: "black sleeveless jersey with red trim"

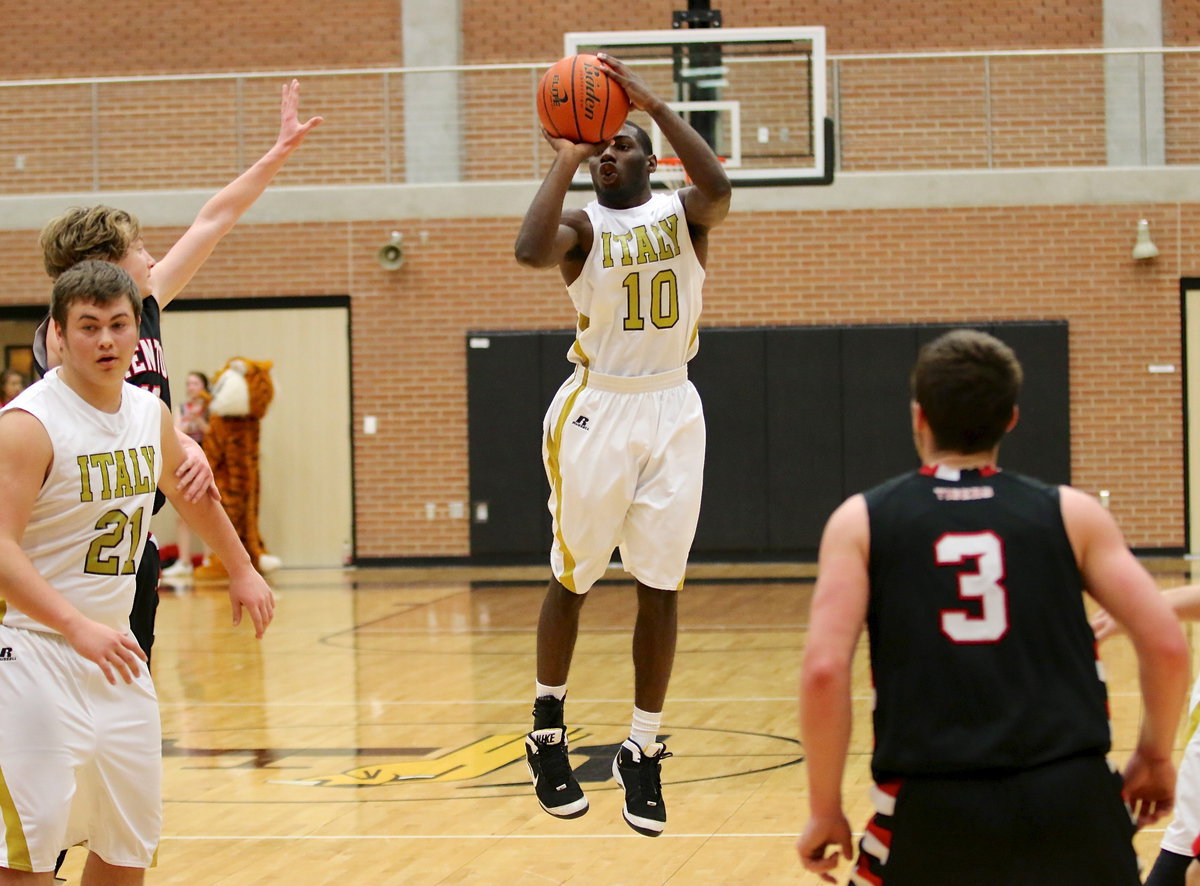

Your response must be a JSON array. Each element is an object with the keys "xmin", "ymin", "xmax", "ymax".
[
  {"xmin": 864, "ymin": 466, "xmax": 1110, "ymax": 781},
  {"xmin": 123, "ymin": 296, "xmax": 170, "ymax": 409},
  {"xmin": 125, "ymin": 296, "xmax": 168, "ymax": 515}
]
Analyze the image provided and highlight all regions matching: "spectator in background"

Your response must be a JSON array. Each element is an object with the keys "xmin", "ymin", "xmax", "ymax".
[
  {"xmin": 1, "ymin": 368, "xmax": 27, "ymax": 407},
  {"xmin": 163, "ymin": 371, "xmax": 212, "ymax": 582}
]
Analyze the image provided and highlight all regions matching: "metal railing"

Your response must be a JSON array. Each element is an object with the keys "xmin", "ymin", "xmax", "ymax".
[{"xmin": 0, "ymin": 46, "xmax": 1193, "ymax": 195}]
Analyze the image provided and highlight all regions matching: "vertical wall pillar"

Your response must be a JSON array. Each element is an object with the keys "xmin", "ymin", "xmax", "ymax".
[
  {"xmin": 402, "ymin": 0, "xmax": 462, "ymax": 182},
  {"xmin": 1104, "ymin": 0, "xmax": 1165, "ymax": 166}
]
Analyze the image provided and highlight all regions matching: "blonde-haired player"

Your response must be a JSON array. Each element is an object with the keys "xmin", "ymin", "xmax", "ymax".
[{"xmin": 33, "ymin": 79, "xmax": 320, "ymax": 666}]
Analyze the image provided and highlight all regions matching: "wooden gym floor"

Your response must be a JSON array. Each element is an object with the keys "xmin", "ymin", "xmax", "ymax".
[{"xmin": 53, "ymin": 558, "xmax": 1200, "ymax": 885}]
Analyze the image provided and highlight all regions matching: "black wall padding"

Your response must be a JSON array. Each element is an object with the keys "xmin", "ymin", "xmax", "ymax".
[
  {"xmin": 467, "ymin": 332, "xmax": 552, "ymax": 555},
  {"xmin": 987, "ymin": 323, "xmax": 1070, "ymax": 485},
  {"xmin": 841, "ymin": 325, "xmax": 922, "ymax": 495},
  {"xmin": 467, "ymin": 320, "xmax": 1070, "ymax": 559},
  {"xmin": 765, "ymin": 327, "xmax": 845, "ymax": 552},
  {"xmin": 689, "ymin": 329, "xmax": 770, "ymax": 552}
]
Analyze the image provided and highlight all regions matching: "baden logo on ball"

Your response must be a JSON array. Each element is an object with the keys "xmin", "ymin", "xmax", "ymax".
[{"xmin": 536, "ymin": 54, "xmax": 630, "ymax": 144}]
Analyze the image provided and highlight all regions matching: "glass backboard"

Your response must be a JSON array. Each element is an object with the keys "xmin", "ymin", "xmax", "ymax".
[{"xmin": 565, "ymin": 27, "xmax": 830, "ymax": 187}]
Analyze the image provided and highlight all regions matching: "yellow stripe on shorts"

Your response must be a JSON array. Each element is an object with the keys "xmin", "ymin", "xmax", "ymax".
[
  {"xmin": 0, "ymin": 764, "xmax": 32, "ymax": 872},
  {"xmin": 545, "ymin": 370, "xmax": 589, "ymax": 593},
  {"xmin": 1186, "ymin": 701, "xmax": 1200, "ymax": 744}
]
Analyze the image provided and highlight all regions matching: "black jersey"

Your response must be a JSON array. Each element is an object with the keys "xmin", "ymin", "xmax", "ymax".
[
  {"xmin": 124, "ymin": 295, "xmax": 170, "ymax": 409},
  {"xmin": 864, "ymin": 465, "xmax": 1111, "ymax": 781}
]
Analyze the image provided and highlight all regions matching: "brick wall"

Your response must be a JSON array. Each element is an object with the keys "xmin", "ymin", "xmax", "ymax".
[
  {"xmin": 0, "ymin": 0, "xmax": 1123, "ymax": 77},
  {"xmin": 5, "ymin": 9, "xmax": 1197, "ymax": 191},
  {"xmin": 0, "ymin": 0, "xmax": 403, "ymax": 78},
  {"xmin": 460, "ymin": 0, "xmax": 1102, "ymax": 60},
  {"xmin": 0, "ymin": 0, "xmax": 1195, "ymax": 555},
  {"xmin": 6, "ymin": 199, "xmax": 1177, "ymax": 554}
]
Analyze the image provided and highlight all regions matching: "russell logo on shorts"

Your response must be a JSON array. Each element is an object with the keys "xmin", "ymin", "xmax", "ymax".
[
  {"xmin": 572, "ymin": 415, "xmax": 590, "ymax": 430},
  {"xmin": 0, "ymin": 648, "xmax": 12, "ymax": 661}
]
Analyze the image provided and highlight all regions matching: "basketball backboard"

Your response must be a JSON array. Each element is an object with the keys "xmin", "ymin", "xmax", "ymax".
[{"xmin": 564, "ymin": 27, "xmax": 831, "ymax": 187}]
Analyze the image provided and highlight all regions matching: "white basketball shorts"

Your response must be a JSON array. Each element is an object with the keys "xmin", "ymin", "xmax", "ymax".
[
  {"xmin": 0, "ymin": 624, "xmax": 161, "ymax": 872},
  {"xmin": 1162, "ymin": 677, "xmax": 1200, "ymax": 856},
  {"xmin": 543, "ymin": 366, "xmax": 705, "ymax": 595}
]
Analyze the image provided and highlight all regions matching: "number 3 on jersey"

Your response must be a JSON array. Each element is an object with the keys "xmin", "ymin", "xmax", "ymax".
[{"xmin": 935, "ymin": 531, "xmax": 1009, "ymax": 643}]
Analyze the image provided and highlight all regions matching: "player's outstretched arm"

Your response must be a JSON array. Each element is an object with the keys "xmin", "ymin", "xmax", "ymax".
[
  {"xmin": 0, "ymin": 411, "xmax": 146, "ymax": 684},
  {"xmin": 1093, "ymin": 582, "xmax": 1200, "ymax": 641},
  {"xmin": 1062, "ymin": 485, "xmax": 1188, "ymax": 825},
  {"xmin": 598, "ymin": 53, "xmax": 731, "ymax": 230},
  {"xmin": 797, "ymin": 494, "xmax": 869, "ymax": 880},
  {"xmin": 153, "ymin": 79, "xmax": 324, "ymax": 306},
  {"xmin": 157, "ymin": 403, "xmax": 276, "ymax": 637}
]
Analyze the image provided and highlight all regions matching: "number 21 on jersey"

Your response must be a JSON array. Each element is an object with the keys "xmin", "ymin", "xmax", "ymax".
[
  {"xmin": 85, "ymin": 507, "xmax": 146, "ymax": 576},
  {"xmin": 935, "ymin": 531, "xmax": 1009, "ymax": 643}
]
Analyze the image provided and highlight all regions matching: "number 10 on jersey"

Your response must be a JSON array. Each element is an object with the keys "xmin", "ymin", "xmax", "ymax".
[{"xmin": 621, "ymin": 269, "xmax": 679, "ymax": 331}]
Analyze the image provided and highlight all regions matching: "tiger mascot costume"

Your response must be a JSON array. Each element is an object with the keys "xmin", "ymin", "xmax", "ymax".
[{"xmin": 194, "ymin": 357, "xmax": 282, "ymax": 581}]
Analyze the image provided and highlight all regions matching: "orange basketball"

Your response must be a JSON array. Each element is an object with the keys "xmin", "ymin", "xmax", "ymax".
[{"xmin": 536, "ymin": 54, "xmax": 630, "ymax": 144}]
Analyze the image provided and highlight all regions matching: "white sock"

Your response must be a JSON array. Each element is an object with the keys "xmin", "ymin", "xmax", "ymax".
[
  {"xmin": 630, "ymin": 706, "xmax": 662, "ymax": 748},
  {"xmin": 535, "ymin": 681, "xmax": 567, "ymax": 701}
]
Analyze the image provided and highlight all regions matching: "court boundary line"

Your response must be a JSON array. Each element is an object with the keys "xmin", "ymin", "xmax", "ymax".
[
  {"xmin": 157, "ymin": 832, "xmax": 820, "ymax": 840},
  {"xmin": 157, "ymin": 695, "xmax": 813, "ymax": 707},
  {"xmin": 154, "ymin": 828, "xmax": 1169, "ymax": 840}
]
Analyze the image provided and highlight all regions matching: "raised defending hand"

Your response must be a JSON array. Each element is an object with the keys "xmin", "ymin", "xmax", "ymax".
[
  {"xmin": 596, "ymin": 52, "xmax": 660, "ymax": 113},
  {"xmin": 1122, "ymin": 749, "xmax": 1177, "ymax": 828},
  {"xmin": 228, "ymin": 570, "xmax": 276, "ymax": 638},
  {"xmin": 797, "ymin": 813, "xmax": 856, "ymax": 882},
  {"xmin": 61, "ymin": 617, "xmax": 148, "ymax": 685},
  {"xmin": 277, "ymin": 79, "xmax": 323, "ymax": 152}
]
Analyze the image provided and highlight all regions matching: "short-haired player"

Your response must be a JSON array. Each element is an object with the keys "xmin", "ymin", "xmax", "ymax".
[
  {"xmin": 797, "ymin": 329, "xmax": 1188, "ymax": 884},
  {"xmin": 514, "ymin": 53, "xmax": 731, "ymax": 835},
  {"xmin": 0, "ymin": 261, "xmax": 274, "ymax": 884}
]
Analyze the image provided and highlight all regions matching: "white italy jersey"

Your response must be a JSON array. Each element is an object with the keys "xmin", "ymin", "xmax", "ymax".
[
  {"xmin": 0, "ymin": 368, "xmax": 161, "ymax": 634},
  {"xmin": 566, "ymin": 190, "xmax": 705, "ymax": 376}
]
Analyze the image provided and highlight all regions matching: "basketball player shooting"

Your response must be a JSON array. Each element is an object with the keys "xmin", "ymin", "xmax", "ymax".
[{"xmin": 514, "ymin": 53, "xmax": 731, "ymax": 836}]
